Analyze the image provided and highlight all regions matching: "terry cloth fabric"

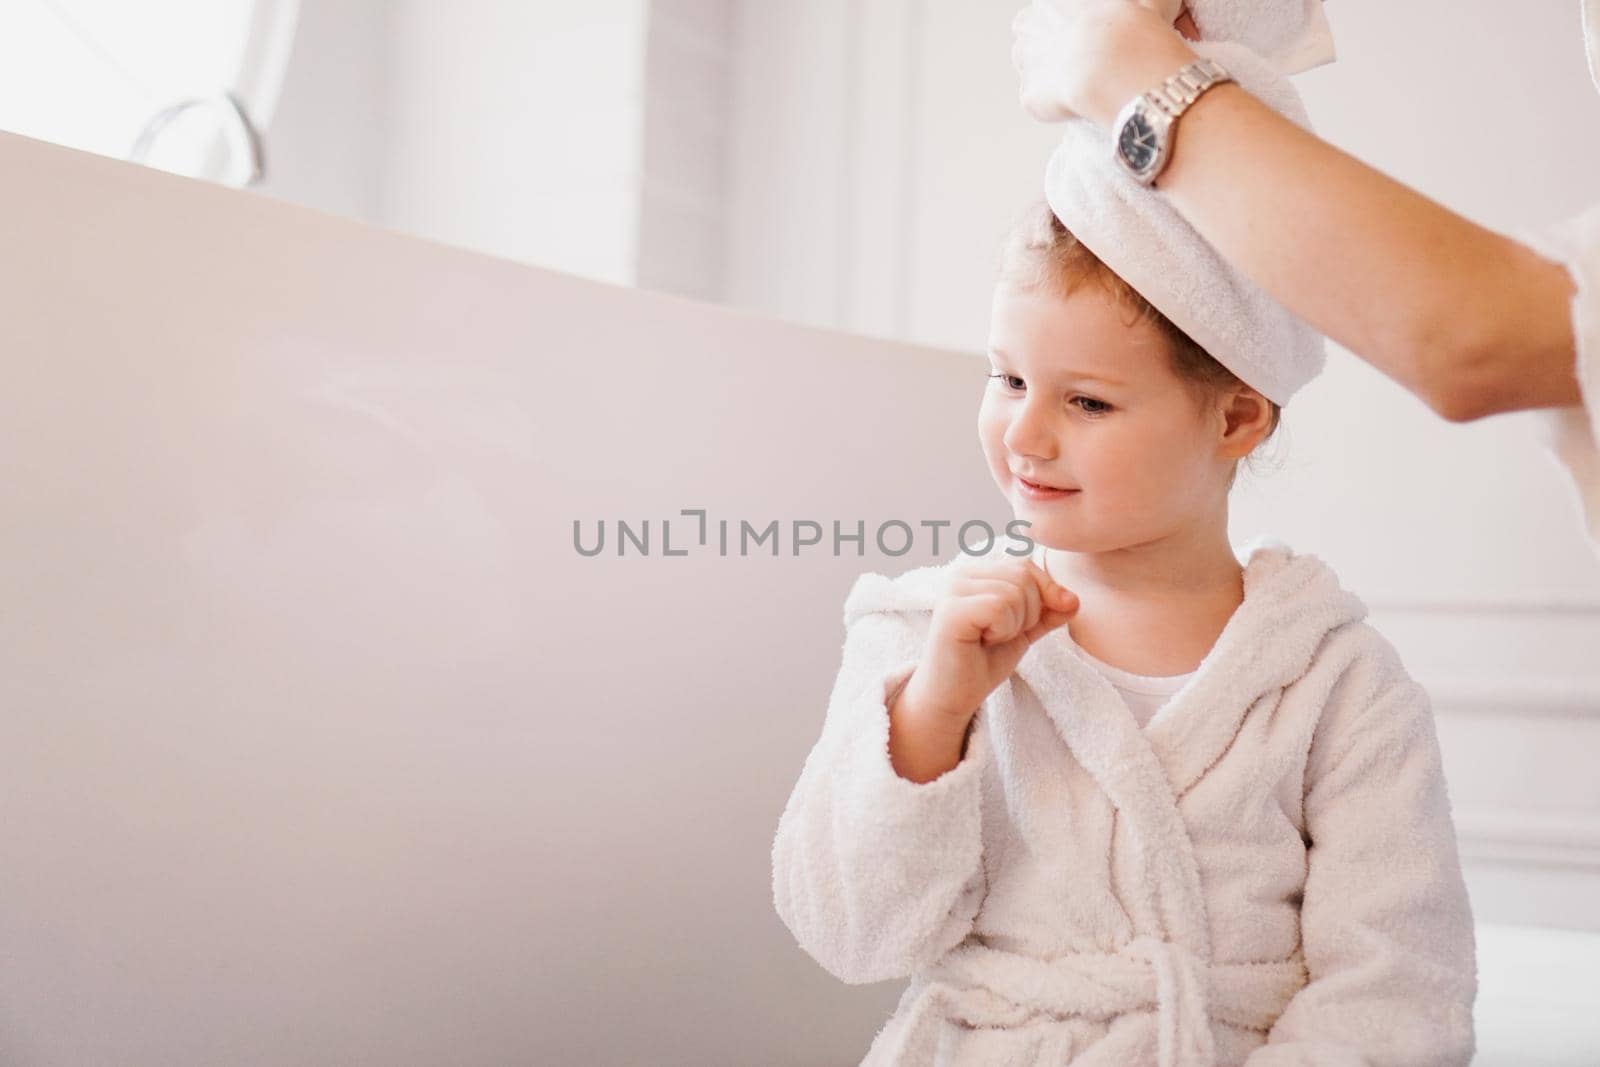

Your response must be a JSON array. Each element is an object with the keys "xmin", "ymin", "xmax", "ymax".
[
  {"xmin": 771, "ymin": 535, "xmax": 1476, "ymax": 1064},
  {"xmin": 1149, "ymin": 0, "xmax": 1336, "ymax": 75}
]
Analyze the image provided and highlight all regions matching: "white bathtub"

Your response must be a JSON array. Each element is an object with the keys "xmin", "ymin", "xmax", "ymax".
[{"xmin": 1474, "ymin": 922, "xmax": 1600, "ymax": 1064}]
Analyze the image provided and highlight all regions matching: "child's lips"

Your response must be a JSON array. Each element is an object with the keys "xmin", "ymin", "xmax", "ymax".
[{"xmin": 1017, "ymin": 476, "xmax": 1080, "ymax": 497}]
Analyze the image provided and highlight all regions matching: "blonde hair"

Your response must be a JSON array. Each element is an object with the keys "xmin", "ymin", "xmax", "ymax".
[{"xmin": 997, "ymin": 199, "xmax": 1282, "ymax": 474}]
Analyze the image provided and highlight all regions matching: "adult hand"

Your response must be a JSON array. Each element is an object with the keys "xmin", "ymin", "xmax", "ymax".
[{"xmin": 1011, "ymin": 0, "xmax": 1200, "ymax": 127}]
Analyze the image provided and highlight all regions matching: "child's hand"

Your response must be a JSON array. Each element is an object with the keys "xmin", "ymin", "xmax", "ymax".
[{"xmin": 896, "ymin": 556, "xmax": 1080, "ymax": 735}]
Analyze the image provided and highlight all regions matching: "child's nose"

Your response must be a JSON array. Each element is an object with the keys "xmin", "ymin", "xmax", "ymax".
[{"xmin": 1003, "ymin": 406, "xmax": 1058, "ymax": 460}]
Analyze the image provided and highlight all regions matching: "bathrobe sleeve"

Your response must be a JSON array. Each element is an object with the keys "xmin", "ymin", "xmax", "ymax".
[
  {"xmin": 1245, "ymin": 650, "xmax": 1476, "ymax": 1066},
  {"xmin": 770, "ymin": 601, "xmax": 990, "ymax": 986},
  {"xmin": 1517, "ymin": 201, "xmax": 1600, "ymax": 557}
]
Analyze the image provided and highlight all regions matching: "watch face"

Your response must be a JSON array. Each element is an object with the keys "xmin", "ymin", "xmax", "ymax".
[{"xmin": 1118, "ymin": 111, "xmax": 1159, "ymax": 173}]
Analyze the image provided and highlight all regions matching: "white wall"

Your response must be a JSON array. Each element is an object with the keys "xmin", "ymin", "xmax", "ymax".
[
  {"xmin": 256, "ymin": 0, "xmax": 734, "ymax": 298},
  {"xmin": 251, "ymin": 0, "xmax": 387, "ymax": 226},
  {"xmin": 637, "ymin": 1, "xmax": 735, "ymax": 301},
  {"xmin": 382, "ymin": 0, "xmax": 647, "ymax": 286}
]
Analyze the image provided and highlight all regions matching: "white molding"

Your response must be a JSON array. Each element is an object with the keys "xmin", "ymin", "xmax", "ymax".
[
  {"xmin": 835, "ymin": 0, "xmax": 860, "ymax": 330},
  {"xmin": 639, "ymin": 0, "xmax": 733, "ymax": 301},
  {"xmin": 1428, "ymin": 680, "xmax": 1600, "ymax": 720},
  {"xmin": 1366, "ymin": 601, "xmax": 1600, "ymax": 716},
  {"xmin": 639, "ymin": 172, "xmax": 722, "ymax": 219},
  {"xmin": 841, "ymin": 0, "xmax": 923, "ymax": 340},
  {"xmin": 893, "ymin": 0, "xmax": 923, "ymax": 341},
  {"xmin": 1455, "ymin": 807, "xmax": 1600, "ymax": 872},
  {"xmin": 646, "ymin": 5, "xmax": 735, "ymax": 63},
  {"xmin": 1367, "ymin": 598, "xmax": 1600, "ymax": 615}
]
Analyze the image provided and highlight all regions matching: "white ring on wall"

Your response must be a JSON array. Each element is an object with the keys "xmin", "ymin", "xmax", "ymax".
[{"xmin": 127, "ymin": 0, "xmax": 300, "ymax": 187}]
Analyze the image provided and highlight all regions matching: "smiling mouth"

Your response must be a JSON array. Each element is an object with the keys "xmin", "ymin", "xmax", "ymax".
[{"xmin": 1018, "ymin": 476, "xmax": 1077, "ymax": 493}]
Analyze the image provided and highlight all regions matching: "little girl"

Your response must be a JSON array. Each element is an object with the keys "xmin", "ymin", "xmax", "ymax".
[{"xmin": 769, "ymin": 197, "xmax": 1477, "ymax": 1065}]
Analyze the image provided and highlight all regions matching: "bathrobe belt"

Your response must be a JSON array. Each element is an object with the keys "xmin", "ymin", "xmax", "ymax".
[{"xmin": 885, "ymin": 937, "xmax": 1307, "ymax": 1067}]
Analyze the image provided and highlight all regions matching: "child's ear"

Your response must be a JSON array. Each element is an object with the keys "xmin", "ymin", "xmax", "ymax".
[{"xmin": 1217, "ymin": 386, "xmax": 1274, "ymax": 458}]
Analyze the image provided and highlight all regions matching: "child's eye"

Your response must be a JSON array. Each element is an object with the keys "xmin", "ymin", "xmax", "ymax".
[
  {"xmin": 987, "ymin": 372, "xmax": 1025, "ymax": 391},
  {"xmin": 1071, "ymin": 396, "xmax": 1113, "ymax": 416}
]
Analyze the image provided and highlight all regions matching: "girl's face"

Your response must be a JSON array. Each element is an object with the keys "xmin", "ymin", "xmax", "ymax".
[{"xmin": 979, "ymin": 281, "xmax": 1235, "ymax": 554}]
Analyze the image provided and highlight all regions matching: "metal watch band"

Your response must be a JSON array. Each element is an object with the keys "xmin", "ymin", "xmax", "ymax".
[{"xmin": 1144, "ymin": 58, "xmax": 1232, "ymax": 120}]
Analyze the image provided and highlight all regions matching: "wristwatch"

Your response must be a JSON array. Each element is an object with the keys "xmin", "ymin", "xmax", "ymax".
[{"xmin": 1111, "ymin": 57, "xmax": 1234, "ymax": 186}]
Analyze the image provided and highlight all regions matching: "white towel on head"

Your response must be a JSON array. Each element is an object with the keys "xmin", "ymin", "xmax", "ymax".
[
  {"xmin": 1042, "ymin": 37, "xmax": 1325, "ymax": 406},
  {"xmin": 1158, "ymin": 0, "xmax": 1337, "ymax": 75}
]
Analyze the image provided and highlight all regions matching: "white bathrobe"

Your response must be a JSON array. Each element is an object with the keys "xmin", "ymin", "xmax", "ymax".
[
  {"xmin": 771, "ymin": 538, "xmax": 1476, "ymax": 1066},
  {"xmin": 1522, "ymin": 199, "xmax": 1600, "ymax": 557}
]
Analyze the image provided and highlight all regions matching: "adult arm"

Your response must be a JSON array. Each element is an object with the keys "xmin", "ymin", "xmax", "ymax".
[{"xmin": 1014, "ymin": 1, "xmax": 1582, "ymax": 421}]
